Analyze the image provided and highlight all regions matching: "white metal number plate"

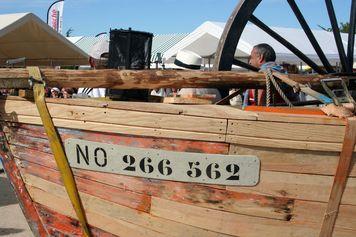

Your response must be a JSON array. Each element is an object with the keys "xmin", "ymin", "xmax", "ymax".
[{"xmin": 65, "ymin": 139, "xmax": 260, "ymax": 186}]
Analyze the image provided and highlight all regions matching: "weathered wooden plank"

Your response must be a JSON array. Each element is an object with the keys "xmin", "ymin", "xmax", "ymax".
[
  {"xmin": 150, "ymin": 197, "xmax": 356, "ymax": 237},
  {"xmin": 163, "ymin": 96, "xmax": 213, "ymax": 104},
  {"xmin": 1, "ymin": 114, "xmax": 225, "ymax": 142},
  {"xmin": 25, "ymin": 175, "xmax": 236, "ymax": 237},
  {"xmin": 28, "ymin": 186, "xmax": 165, "ymax": 237},
  {"xmin": 227, "ymin": 120, "xmax": 345, "ymax": 143},
  {"xmin": 0, "ymin": 132, "xmax": 48, "ymax": 237},
  {"xmin": 18, "ymin": 155, "xmax": 294, "ymax": 221},
  {"xmin": 226, "ymin": 135, "xmax": 345, "ymax": 152},
  {"xmin": 5, "ymin": 124, "xmax": 229, "ymax": 154},
  {"xmin": 2, "ymin": 96, "xmax": 183, "ymax": 115},
  {"xmin": 18, "ymin": 160, "xmax": 151, "ymax": 213},
  {"xmin": 292, "ymin": 200, "xmax": 356, "ymax": 231},
  {"xmin": 229, "ymin": 144, "xmax": 356, "ymax": 177},
  {"xmin": 35, "ymin": 203, "xmax": 115, "ymax": 237},
  {"xmin": 228, "ymin": 170, "xmax": 356, "ymax": 205},
  {"xmin": 2, "ymin": 97, "xmax": 258, "ymax": 120},
  {"xmin": 1, "ymin": 99, "xmax": 228, "ymax": 134},
  {"xmin": 255, "ymin": 111, "xmax": 345, "ymax": 125},
  {"xmin": 319, "ymin": 118, "xmax": 356, "ymax": 237},
  {"xmin": 0, "ymin": 68, "xmax": 328, "ymax": 89},
  {"xmin": 181, "ymin": 104, "xmax": 257, "ymax": 120}
]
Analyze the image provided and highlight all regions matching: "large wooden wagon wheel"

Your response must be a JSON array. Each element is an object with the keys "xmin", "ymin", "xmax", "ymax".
[{"xmin": 214, "ymin": 0, "xmax": 356, "ymax": 76}]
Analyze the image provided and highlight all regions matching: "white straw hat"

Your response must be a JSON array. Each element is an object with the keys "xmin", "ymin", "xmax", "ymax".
[
  {"xmin": 89, "ymin": 38, "xmax": 109, "ymax": 60},
  {"xmin": 173, "ymin": 50, "xmax": 202, "ymax": 70}
]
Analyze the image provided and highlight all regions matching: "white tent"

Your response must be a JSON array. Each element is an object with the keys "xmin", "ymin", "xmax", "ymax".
[
  {"xmin": 163, "ymin": 21, "xmax": 354, "ymax": 67},
  {"xmin": 0, "ymin": 13, "xmax": 89, "ymax": 66}
]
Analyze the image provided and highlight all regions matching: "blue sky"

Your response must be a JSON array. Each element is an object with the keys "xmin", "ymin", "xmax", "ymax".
[{"xmin": 0, "ymin": 0, "xmax": 353, "ymax": 36}]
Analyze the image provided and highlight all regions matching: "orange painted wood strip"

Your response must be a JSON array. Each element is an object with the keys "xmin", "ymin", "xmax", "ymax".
[
  {"xmin": 5, "ymin": 123, "xmax": 229, "ymax": 155},
  {"xmin": 20, "ymin": 160, "xmax": 151, "ymax": 213},
  {"xmin": 34, "ymin": 203, "xmax": 115, "ymax": 237},
  {"xmin": 0, "ymin": 132, "xmax": 48, "ymax": 237},
  {"xmin": 244, "ymin": 106, "xmax": 327, "ymax": 115}
]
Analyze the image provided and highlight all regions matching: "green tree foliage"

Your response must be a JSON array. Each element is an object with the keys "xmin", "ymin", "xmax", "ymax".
[
  {"xmin": 318, "ymin": 22, "xmax": 350, "ymax": 33},
  {"xmin": 66, "ymin": 28, "xmax": 74, "ymax": 37}
]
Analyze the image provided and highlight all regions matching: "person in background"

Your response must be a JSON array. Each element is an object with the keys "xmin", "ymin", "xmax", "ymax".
[
  {"xmin": 50, "ymin": 87, "xmax": 61, "ymax": 98},
  {"xmin": 244, "ymin": 43, "xmax": 298, "ymax": 106},
  {"xmin": 174, "ymin": 50, "xmax": 221, "ymax": 102},
  {"xmin": 76, "ymin": 39, "xmax": 109, "ymax": 98},
  {"xmin": 61, "ymin": 87, "xmax": 75, "ymax": 98}
]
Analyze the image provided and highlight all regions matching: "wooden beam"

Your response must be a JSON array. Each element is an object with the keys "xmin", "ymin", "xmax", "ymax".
[{"xmin": 0, "ymin": 68, "xmax": 329, "ymax": 89}]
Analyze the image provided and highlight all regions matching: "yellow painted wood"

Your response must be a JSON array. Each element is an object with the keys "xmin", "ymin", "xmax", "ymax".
[{"xmin": 28, "ymin": 67, "xmax": 91, "ymax": 237}]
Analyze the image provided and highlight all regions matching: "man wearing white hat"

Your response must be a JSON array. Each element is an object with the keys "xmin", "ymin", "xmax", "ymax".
[
  {"xmin": 174, "ymin": 50, "xmax": 221, "ymax": 102},
  {"xmin": 77, "ymin": 38, "xmax": 109, "ymax": 98}
]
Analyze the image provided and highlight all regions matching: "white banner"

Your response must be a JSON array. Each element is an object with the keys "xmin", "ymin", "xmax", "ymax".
[{"xmin": 47, "ymin": 1, "xmax": 64, "ymax": 33}]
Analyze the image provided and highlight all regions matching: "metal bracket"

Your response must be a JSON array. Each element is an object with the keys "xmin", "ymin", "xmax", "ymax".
[
  {"xmin": 28, "ymin": 76, "xmax": 45, "ymax": 89},
  {"xmin": 320, "ymin": 78, "xmax": 355, "ymax": 106}
]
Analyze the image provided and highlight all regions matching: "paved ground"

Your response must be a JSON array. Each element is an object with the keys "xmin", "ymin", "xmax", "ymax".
[{"xmin": 0, "ymin": 168, "xmax": 34, "ymax": 237}]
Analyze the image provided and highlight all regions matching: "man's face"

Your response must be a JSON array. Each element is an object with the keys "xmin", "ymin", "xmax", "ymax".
[{"xmin": 248, "ymin": 47, "xmax": 264, "ymax": 68}]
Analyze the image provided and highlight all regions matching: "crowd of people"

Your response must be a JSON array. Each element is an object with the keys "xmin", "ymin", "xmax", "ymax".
[{"xmin": 47, "ymin": 87, "xmax": 75, "ymax": 98}]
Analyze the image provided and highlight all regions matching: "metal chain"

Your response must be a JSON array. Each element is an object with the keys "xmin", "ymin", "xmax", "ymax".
[{"xmin": 265, "ymin": 68, "xmax": 293, "ymax": 107}]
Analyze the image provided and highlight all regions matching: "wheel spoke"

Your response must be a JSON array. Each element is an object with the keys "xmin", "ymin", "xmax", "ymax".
[
  {"xmin": 233, "ymin": 59, "xmax": 259, "ymax": 71},
  {"xmin": 250, "ymin": 15, "xmax": 327, "ymax": 74},
  {"xmin": 325, "ymin": 0, "xmax": 351, "ymax": 72},
  {"xmin": 214, "ymin": 0, "xmax": 262, "ymax": 71},
  {"xmin": 347, "ymin": 0, "xmax": 356, "ymax": 71},
  {"xmin": 287, "ymin": 0, "xmax": 335, "ymax": 73}
]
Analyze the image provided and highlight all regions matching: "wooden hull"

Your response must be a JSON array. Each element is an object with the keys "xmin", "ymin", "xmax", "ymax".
[{"xmin": 1, "ymin": 97, "xmax": 355, "ymax": 237}]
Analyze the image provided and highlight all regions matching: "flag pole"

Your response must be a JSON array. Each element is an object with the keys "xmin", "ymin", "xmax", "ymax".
[{"xmin": 46, "ymin": 0, "xmax": 65, "ymax": 24}]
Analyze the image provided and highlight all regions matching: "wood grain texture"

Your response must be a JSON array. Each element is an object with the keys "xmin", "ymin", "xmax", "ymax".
[
  {"xmin": 1, "ymin": 100, "xmax": 227, "ymax": 134},
  {"xmin": 1, "ymin": 114, "xmax": 225, "ymax": 142},
  {"xmin": 228, "ymin": 170, "xmax": 356, "ymax": 205},
  {"xmin": 229, "ymin": 144, "xmax": 356, "ymax": 177},
  {"xmin": 4, "ymin": 123, "xmax": 229, "ymax": 154},
  {"xmin": 18, "ymin": 155, "xmax": 294, "ymax": 221},
  {"xmin": 227, "ymin": 135, "xmax": 346, "ymax": 152},
  {"xmin": 319, "ymin": 118, "xmax": 356, "ymax": 237},
  {"xmin": 255, "ymin": 111, "xmax": 345, "ymax": 125},
  {"xmin": 2, "ymin": 97, "xmax": 258, "ymax": 120},
  {"xmin": 0, "ymin": 131, "xmax": 48, "ymax": 237},
  {"xmin": 292, "ymin": 200, "xmax": 356, "ymax": 231},
  {"xmin": 150, "ymin": 197, "xmax": 356, "ymax": 237},
  {"xmin": 0, "ymin": 68, "xmax": 329, "ymax": 89},
  {"xmin": 228, "ymin": 120, "xmax": 345, "ymax": 143},
  {"xmin": 35, "ymin": 203, "xmax": 115, "ymax": 237},
  {"xmin": 25, "ymin": 175, "xmax": 236, "ymax": 237},
  {"xmin": 19, "ymin": 160, "xmax": 151, "ymax": 212}
]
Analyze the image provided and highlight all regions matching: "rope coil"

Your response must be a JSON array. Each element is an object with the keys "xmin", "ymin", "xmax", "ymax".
[{"xmin": 265, "ymin": 68, "xmax": 293, "ymax": 107}]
